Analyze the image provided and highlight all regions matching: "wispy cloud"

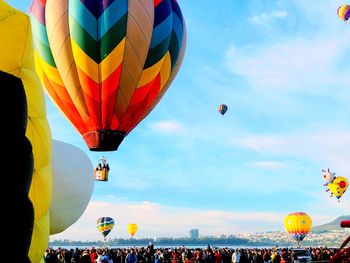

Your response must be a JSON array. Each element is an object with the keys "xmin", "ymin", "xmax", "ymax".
[
  {"xmin": 247, "ymin": 161, "xmax": 287, "ymax": 170},
  {"xmin": 249, "ymin": 10, "xmax": 287, "ymax": 24},
  {"xmin": 50, "ymin": 201, "xmax": 284, "ymax": 241},
  {"xmin": 148, "ymin": 121, "xmax": 186, "ymax": 135},
  {"xmin": 50, "ymin": 200, "xmax": 342, "ymax": 241},
  {"xmin": 226, "ymin": 36, "xmax": 350, "ymax": 92},
  {"xmin": 231, "ymin": 126, "xmax": 350, "ymax": 172}
]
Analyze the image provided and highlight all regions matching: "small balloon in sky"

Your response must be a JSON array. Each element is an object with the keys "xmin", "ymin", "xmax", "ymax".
[
  {"xmin": 97, "ymin": 217, "xmax": 115, "ymax": 240},
  {"xmin": 337, "ymin": 5, "xmax": 350, "ymax": 22},
  {"xmin": 218, "ymin": 104, "xmax": 228, "ymax": 116}
]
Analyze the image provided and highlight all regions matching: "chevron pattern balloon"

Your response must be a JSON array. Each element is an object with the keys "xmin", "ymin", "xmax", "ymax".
[
  {"xmin": 30, "ymin": 0, "xmax": 186, "ymax": 151},
  {"xmin": 337, "ymin": 5, "xmax": 350, "ymax": 22},
  {"xmin": 96, "ymin": 217, "xmax": 115, "ymax": 238}
]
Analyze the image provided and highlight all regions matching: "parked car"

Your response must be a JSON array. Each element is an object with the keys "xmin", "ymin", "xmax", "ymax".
[
  {"xmin": 289, "ymin": 248, "xmax": 312, "ymax": 262},
  {"xmin": 330, "ymin": 220, "xmax": 350, "ymax": 263}
]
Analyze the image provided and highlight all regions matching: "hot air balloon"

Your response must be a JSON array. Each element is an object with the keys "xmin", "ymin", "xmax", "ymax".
[
  {"xmin": 284, "ymin": 212, "xmax": 312, "ymax": 247},
  {"xmin": 337, "ymin": 5, "xmax": 350, "ymax": 22},
  {"xmin": 1, "ymin": 2, "xmax": 53, "ymax": 262},
  {"xmin": 30, "ymin": 0, "xmax": 187, "ymax": 152},
  {"xmin": 94, "ymin": 157, "xmax": 110, "ymax": 182},
  {"xmin": 328, "ymin": 176, "xmax": 348, "ymax": 202},
  {"xmin": 97, "ymin": 217, "xmax": 115, "ymax": 241},
  {"xmin": 127, "ymin": 223, "xmax": 138, "ymax": 237},
  {"xmin": 218, "ymin": 104, "xmax": 228, "ymax": 116},
  {"xmin": 322, "ymin": 168, "xmax": 336, "ymax": 196},
  {"xmin": 50, "ymin": 140, "xmax": 94, "ymax": 234}
]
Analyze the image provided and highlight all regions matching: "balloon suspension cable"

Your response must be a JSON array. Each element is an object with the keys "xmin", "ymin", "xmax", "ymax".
[{"xmin": 104, "ymin": 237, "xmax": 107, "ymax": 247}]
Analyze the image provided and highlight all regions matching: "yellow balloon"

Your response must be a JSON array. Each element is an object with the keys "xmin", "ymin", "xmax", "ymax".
[
  {"xmin": 284, "ymin": 212, "xmax": 312, "ymax": 246},
  {"xmin": 29, "ymin": 212, "xmax": 50, "ymax": 263},
  {"xmin": 328, "ymin": 176, "xmax": 348, "ymax": 201},
  {"xmin": 0, "ymin": 2, "xmax": 53, "ymax": 262},
  {"xmin": 127, "ymin": 223, "xmax": 138, "ymax": 237}
]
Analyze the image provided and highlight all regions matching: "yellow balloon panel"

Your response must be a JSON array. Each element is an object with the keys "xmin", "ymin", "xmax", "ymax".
[
  {"xmin": 0, "ymin": 2, "xmax": 28, "ymax": 75},
  {"xmin": 29, "ymin": 212, "xmax": 50, "ymax": 263},
  {"xmin": 29, "ymin": 165, "xmax": 53, "ymax": 220},
  {"xmin": 26, "ymin": 119, "xmax": 52, "ymax": 170}
]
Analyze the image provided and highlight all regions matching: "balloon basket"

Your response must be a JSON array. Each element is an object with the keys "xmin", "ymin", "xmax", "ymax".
[{"xmin": 94, "ymin": 168, "xmax": 109, "ymax": 181}]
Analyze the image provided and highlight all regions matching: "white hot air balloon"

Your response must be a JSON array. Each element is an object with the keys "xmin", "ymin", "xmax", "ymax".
[{"xmin": 50, "ymin": 140, "xmax": 94, "ymax": 234}]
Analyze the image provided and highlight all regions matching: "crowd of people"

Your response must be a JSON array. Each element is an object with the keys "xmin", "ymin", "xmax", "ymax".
[{"xmin": 43, "ymin": 244, "xmax": 345, "ymax": 263}]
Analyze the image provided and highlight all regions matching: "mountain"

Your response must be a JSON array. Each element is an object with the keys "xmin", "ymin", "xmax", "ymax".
[{"xmin": 311, "ymin": 215, "xmax": 350, "ymax": 233}]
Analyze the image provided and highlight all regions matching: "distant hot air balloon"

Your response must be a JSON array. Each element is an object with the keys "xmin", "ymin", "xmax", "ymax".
[
  {"xmin": 322, "ymin": 168, "xmax": 336, "ymax": 196},
  {"xmin": 218, "ymin": 104, "xmax": 228, "ymax": 116},
  {"xmin": 284, "ymin": 212, "xmax": 312, "ymax": 247},
  {"xmin": 30, "ymin": 0, "xmax": 187, "ymax": 152},
  {"xmin": 97, "ymin": 217, "xmax": 115, "ymax": 240},
  {"xmin": 328, "ymin": 176, "xmax": 348, "ymax": 202},
  {"xmin": 127, "ymin": 223, "xmax": 138, "ymax": 237},
  {"xmin": 337, "ymin": 5, "xmax": 350, "ymax": 22}
]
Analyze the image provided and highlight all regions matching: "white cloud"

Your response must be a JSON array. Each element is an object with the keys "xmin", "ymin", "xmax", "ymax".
[
  {"xmin": 148, "ymin": 121, "xmax": 186, "ymax": 135},
  {"xmin": 226, "ymin": 36, "xmax": 350, "ymax": 92},
  {"xmin": 50, "ymin": 201, "xmax": 283, "ymax": 241},
  {"xmin": 231, "ymin": 126, "xmax": 350, "ymax": 172},
  {"xmin": 50, "ymin": 200, "xmax": 345, "ymax": 241},
  {"xmin": 247, "ymin": 161, "xmax": 287, "ymax": 170},
  {"xmin": 249, "ymin": 10, "xmax": 287, "ymax": 24}
]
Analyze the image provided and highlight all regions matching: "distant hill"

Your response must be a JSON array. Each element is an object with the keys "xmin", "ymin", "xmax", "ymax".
[{"xmin": 311, "ymin": 215, "xmax": 350, "ymax": 233}]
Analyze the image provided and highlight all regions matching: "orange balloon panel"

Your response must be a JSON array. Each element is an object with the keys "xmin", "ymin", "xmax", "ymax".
[{"xmin": 30, "ymin": 0, "xmax": 187, "ymax": 151}]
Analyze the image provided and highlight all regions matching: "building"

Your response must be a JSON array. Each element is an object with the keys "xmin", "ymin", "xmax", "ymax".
[{"xmin": 189, "ymin": 229, "xmax": 199, "ymax": 239}]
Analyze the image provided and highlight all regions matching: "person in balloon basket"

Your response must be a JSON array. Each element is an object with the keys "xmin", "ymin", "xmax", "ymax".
[{"xmin": 126, "ymin": 248, "xmax": 137, "ymax": 263}]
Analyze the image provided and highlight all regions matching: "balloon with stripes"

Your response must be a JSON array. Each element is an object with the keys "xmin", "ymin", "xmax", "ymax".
[{"xmin": 30, "ymin": 0, "xmax": 187, "ymax": 151}]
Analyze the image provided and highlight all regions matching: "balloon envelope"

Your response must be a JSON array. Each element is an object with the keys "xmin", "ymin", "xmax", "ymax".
[
  {"xmin": 337, "ymin": 5, "xmax": 350, "ymax": 22},
  {"xmin": 127, "ymin": 223, "xmax": 138, "ymax": 237},
  {"xmin": 284, "ymin": 212, "xmax": 312, "ymax": 244},
  {"xmin": 97, "ymin": 217, "xmax": 115, "ymax": 238},
  {"xmin": 30, "ymin": 0, "xmax": 187, "ymax": 151},
  {"xmin": 0, "ymin": 2, "xmax": 53, "ymax": 261},
  {"xmin": 328, "ymin": 176, "xmax": 348, "ymax": 200},
  {"xmin": 50, "ymin": 140, "xmax": 94, "ymax": 234},
  {"xmin": 218, "ymin": 104, "xmax": 228, "ymax": 115}
]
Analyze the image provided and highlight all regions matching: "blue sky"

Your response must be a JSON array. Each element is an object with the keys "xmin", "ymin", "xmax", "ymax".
[{"xmin": 7, "ymin": 0, "xmax": 350, "ymax": 241}]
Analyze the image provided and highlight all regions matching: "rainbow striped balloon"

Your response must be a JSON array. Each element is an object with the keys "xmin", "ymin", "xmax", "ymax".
[
  {"xmin": 30, "ymin": 0, "xmax": 186, "ymax": 151},
  {"xmin": 337, "ymin": 4, "xmax": 350, "ymax": 22}
]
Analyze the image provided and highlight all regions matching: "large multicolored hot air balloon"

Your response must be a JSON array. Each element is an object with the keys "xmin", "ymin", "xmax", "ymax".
[
  {"xmin": 218, "ymin": 104, "xmax": 228, "ymax": 116},
  {"xmin": 284, "ymin": 212, "xmax": 312, "ymax": 247},
  {"xmin": 127, "ymin": 223, "xmax": 138, "ymax": 237},
  {"xmin": 97, "ymin": 217, "xmax": 115, "ymax": 240},
  {"xmin": 30, "ymin": 0, "xmax": 187, "ymax": 151},
  {"xmin": 337, "ymin": 5, "xmax": 350, "ymax": 22}
]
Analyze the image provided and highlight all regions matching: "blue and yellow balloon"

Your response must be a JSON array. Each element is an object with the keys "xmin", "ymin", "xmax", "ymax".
[{"xmin": 218, "ymin": 104, "xmax": 228, "ymax": 116}]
